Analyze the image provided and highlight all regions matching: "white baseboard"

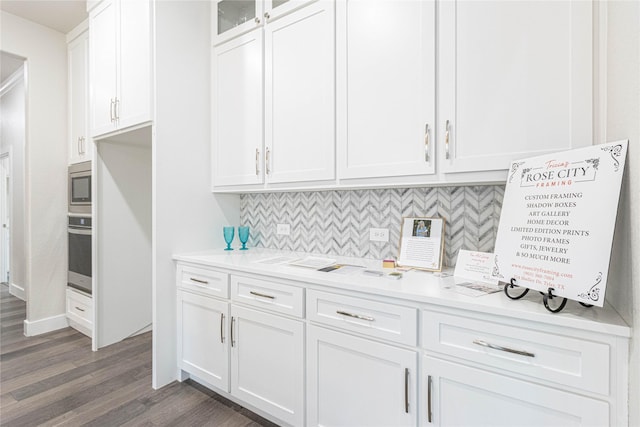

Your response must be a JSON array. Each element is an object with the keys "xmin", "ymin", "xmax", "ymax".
[
  {"xmin": 9, "ymin": 283, "xmax": 26, "ymax": 301},
  {"xmin": 23, "ymin": 314, "xmax": 69, "ymax": 336}
]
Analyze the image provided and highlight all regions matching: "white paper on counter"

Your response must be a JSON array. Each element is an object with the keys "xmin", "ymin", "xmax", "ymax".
[{"xmin": 454, "ymin": 250, "xmax": 498, "ymax": 285}]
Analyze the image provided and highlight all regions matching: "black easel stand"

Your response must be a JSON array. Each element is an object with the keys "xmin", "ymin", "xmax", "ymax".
[{"xmin": 504, "ymin": 278, "xmax": 594, "ymax": 313}]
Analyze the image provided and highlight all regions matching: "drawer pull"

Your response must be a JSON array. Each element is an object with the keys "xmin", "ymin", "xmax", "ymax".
[
  {"xmin": 404, "ymin": 368, "xmax": 409, "ymax": 413},
  {"xmin": 220, "ymin": 313, "xmax": 225, "ymax": 344},
  {"xmin": 473, "ymin": 339, "xmax": 535, "ymax": 358},
  {"xmin": 189, "ymin": 277, "xmax": 209, "ymax": 285},
  {"xmin": 427, "ymin": 375, "xmax": 433, "ymax": 423},
  {"xmin": 336, "ymin": 310, "xmax": 374, "ymax": 322},
  {"xmin": 75, "ymin": 306, "xmax": 85, "ymax": 312},
  {"xmin": 231, "ymin": 316, "xmax": 236, "ymax": 347},
  {"xmin": 250, "ymin": 290, "xmax": 275, "ymax": 299}
]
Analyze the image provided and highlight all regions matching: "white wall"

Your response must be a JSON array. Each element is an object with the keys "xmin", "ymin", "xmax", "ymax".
[
  {"xmin": 1, "ymin": 12, "xmax": 68, "ymax": 331},
  {"xmin": 152, "ymin": 0, "xmax": 240, "ymax": 388},
  {"xmin": 603, "ymin": 1, "xmax": 640, "ymax": 425},
  {"xmin": 0, "ymin": 67, "xmax": 27, "ymax": 298}
]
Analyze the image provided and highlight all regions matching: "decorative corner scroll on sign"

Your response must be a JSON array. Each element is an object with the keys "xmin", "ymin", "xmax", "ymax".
[
  {"xmin": 601, "ymin": 144, "xmax": 623, "ymax": 172},
  {"xmin": 509, "ymin": 162, "xmax": 525, "ymax": 183},
  {"xmin": 578, "ymin": 272, "xmax": 602, "ymax": 303}
]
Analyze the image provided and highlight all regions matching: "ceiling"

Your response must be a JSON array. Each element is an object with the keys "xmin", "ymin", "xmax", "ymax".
[{"xmin": 1, "ymin": 0, "xmax": 87, "ymax": 34}]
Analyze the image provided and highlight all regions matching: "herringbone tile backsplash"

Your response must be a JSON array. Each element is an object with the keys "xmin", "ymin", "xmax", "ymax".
[{"xmin": 240, "ymin": 185, "xmax": 505, "ymax": 266}]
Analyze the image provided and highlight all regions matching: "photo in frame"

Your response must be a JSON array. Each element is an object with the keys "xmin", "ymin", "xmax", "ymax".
[{"xmin": 397, "ymin": 217, "xmax": 445, "ymax": 271}]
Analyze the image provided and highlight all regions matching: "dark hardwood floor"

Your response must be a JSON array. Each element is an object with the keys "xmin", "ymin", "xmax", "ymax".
[{"xmin": 0, "ymin": 284, "xmax": 279, "ymax": 426}]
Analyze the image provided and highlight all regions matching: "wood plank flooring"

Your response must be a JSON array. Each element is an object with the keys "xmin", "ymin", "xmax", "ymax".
[{"xmin": 0, "ymin": 285, "xmax": 279, "ymax": 427}]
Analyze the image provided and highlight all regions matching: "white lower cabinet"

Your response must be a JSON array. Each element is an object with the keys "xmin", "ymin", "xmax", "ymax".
[
  {"xmin": 175, "ymin": 259, "xmax": 629, "ymax": 427},
  {"xmin": 177, "ymin": 290, "xmax": 229, "ymax": 391},
  {"xmin": 422, "ymin": 356, "xmax": 609, "ymax": 427},
  {"xmin": 307, "ymin": 325, "xmax": 418, "ymax": 427},
  {"xmin": 421, "ymin": 307, "xmax": 622, "ymax": 427},
  {"xmin": 231, "ymin": 305, "xmax": 304, "ymax": 426},
  {"xmin": 66, "ymin": 287, "xmax": 93, "ymax": 338},
  {"xmin": 177, "ymin": 271, "xmax": 304, "ymax": 426}
]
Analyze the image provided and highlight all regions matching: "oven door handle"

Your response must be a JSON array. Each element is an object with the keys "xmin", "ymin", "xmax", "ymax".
[{"xmin": 68, "ymin": 228, "xmax": 92, "ymax": 235}]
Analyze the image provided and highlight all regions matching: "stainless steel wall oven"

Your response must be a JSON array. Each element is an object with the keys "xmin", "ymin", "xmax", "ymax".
[{"xmin": 68, "ymin": 214, "xmax": 92, "ymax": 294}]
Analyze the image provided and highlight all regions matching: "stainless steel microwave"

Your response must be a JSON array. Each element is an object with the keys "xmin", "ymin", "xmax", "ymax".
[{"xmin": 69, "ymin": 161, "xmax": 91, "ymax": 214}]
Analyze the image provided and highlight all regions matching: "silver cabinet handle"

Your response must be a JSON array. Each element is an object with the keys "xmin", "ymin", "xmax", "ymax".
[
  {"xmin": 81, "ymin": 137, "xmax": 85, "ymax": 154},
  {"xmin": 254, "ymin": 16, "xmax": 261, "ymax": 24},
  {"xmin": 114, "ymin": 97, "xmax": 120, "ymax": 121},
  {"xmin": 255, "ymin": 148, "xmax": 260, "ymax": 175},
  {"xmin": 231, "ymin": 316, "xmax": 236, "ymax": 347},
  {"xmin": 265, "ymin": 147, "xmax": 271, "ymax": 175},
  {"xmin": 75, "ymin": 306, "xmax": 85, "ymax": 312},
  {"xmin": 473, "ymin": 339, "xmax": 535, "ymax": 358},
  {"xmin": 445, "ymin": 120, "xmax": 450, "ymax": 160},
  {"xmin": 77, "ymin": 137, "xmax": 82, "ymax": 155},
  {"xmin": 404, "ymin": 368, "xmax": 409, "ymax": 414},
  {"xmin": 189, "ymin": 277, "xmax": 209, "ymax": 285},
  {"xmin": 250, "ymin": 290, "xmax": 275, "ymax": 299},
  {"xmin": 220, "ymin": 313, "xmax": 225, "ymax": 344},
  {"xmin": 110, "ymin": 98, "xmax": 115, "ymax": 122},
  {"xmin": 336, "ymin": 310, "xmax": 374, "ymax": 322},
  {"xmin": 264, "ymin": 12, "xmax": 270, "ymax": 19},
  {"xmin": 427, "ymin": 375, "xmax": 433, "ymax": 423},
  {"xmin": 424, "ymin": 123, "xmax": 430, "ymax": 162}
]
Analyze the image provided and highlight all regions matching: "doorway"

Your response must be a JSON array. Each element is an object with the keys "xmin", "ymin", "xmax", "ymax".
[{"xmin": 1, "ymin": 52, "xmax": 27, "ymax": 301}]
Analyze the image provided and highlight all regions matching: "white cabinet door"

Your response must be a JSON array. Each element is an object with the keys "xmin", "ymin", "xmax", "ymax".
[
  {"xmin": 264, "ymin": 0, "xmax": 335, "ymax": 184},
  {"xmin": 177, "ymin": 290, "xmax": 230, "ymax": 392},
  {"xmin": 212, "ymin": 30, "xmax": 264, "ymax": 187},
  {"xmin": 68, "ymin": 30, "xmax": 91, "ymax": 164},
  {"xmin": 90, "ymin": 0, "xmax": 117, "ymax": 136},
  {"xmin": 230, "ymin": 305, "xmax": 304, "ymax": 426},
  {"xmin": 438, "ymin": 0, "xmax": 592, "ymax": 173},
  {"xmin": 422, "ymin": 356, "xmax": 609, "ymax": 427},
  {"xmin": 307, "ymin": 325, "xmax": 417, "ymax": 427},
  {"xmin": 338, "ymin": 0, "xmax": 435, "ymax": 180},
  {"xmin": 118, "ymin": 0, "xmax": 152, "ymax": 130}
]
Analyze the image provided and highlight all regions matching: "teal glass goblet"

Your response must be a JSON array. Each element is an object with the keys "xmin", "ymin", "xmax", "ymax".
[
  {"xmin": 223, "ymin": 226, "xmax": 234, "ymax": 251},
  {"xmin": 238, "ymin": 226, "xmax": 250, "ymax": 250}
]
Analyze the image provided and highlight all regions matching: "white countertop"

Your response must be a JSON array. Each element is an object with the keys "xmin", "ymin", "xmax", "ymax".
[{"xmin": 174, "ymin": 248, "xmax": 631, "ymax": 338}]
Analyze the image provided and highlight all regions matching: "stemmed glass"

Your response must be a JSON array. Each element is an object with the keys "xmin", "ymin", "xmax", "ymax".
[
  {"xmin": 223, "ymin": 226, "xmax": 235, "ymax": 251},
  {"xmin": 238, "ymin": 226, "xmax": 250, "ymax": 250}
]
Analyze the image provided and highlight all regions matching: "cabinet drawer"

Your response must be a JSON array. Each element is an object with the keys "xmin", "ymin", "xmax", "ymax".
[
  {"xmin": 307, "ymin": 289, "xmax": 417, "ymax": 346},
  {"xmin": 422, "ymin": 310, "xmax": 610, "ymax": 395},
  {"xmin": 66, "ymin": 288, "xmax": 93, "ymax": 331},
  {"xmin": 231, "ymin": 276, "xmax": 304, "ymax": 318},
  {"xmin": 178, "ymin": 265, "xmax": 229, "ymax": 299}
]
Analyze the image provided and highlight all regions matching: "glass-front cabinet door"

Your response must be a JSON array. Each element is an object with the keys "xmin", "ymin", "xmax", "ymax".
[
  {"xmin": 214, "ymin": 0, "xmax": 317, "ymax": 45},
  {"xmin": 215, "ymin": 0, "xmax": 262, "ymax": 45}
]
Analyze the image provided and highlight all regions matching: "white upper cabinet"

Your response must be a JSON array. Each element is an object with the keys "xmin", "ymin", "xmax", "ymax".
[
  {"xmin": 212, "ymin": 0, "xmax": 335, "ymax": 190},
  {"xmin": 90, "ymin": 0, "xmax": 117, "ymax": 137},
  {"xmin": 212, "ymin": 31, "xmax": 264, "ymax": 187},
  {"xmin": 437, "ymin": 0, "xmax": 592, "ymax": 173},
  {"xmin": 68, "ymin": 28, "xmax": 91, "ymax": 164},
  {"xmin": 89, "ymin": 0, "xmax": 152, "ymax": 138},
  {"xmin": 264, "ymin": 1, "xmax": 335, "ymax": 184},
  {"xmin": 337, "ymin": 0, "xmax": 435, "ymax": 180},
  {"xmin": 212, "ymin": 0, "xmax": 596, "ymax": 191}
]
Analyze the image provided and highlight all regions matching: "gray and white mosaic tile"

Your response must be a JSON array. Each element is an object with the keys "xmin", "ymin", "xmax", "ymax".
[{"xmin": 240, "ymin": 185, "xmax": 505, "ymax": 266}]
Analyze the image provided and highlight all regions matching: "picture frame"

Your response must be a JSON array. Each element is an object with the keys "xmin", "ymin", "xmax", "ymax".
[{"xmin": 397, "ymin": 217, "xmax": 446, "ymax": 272}]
